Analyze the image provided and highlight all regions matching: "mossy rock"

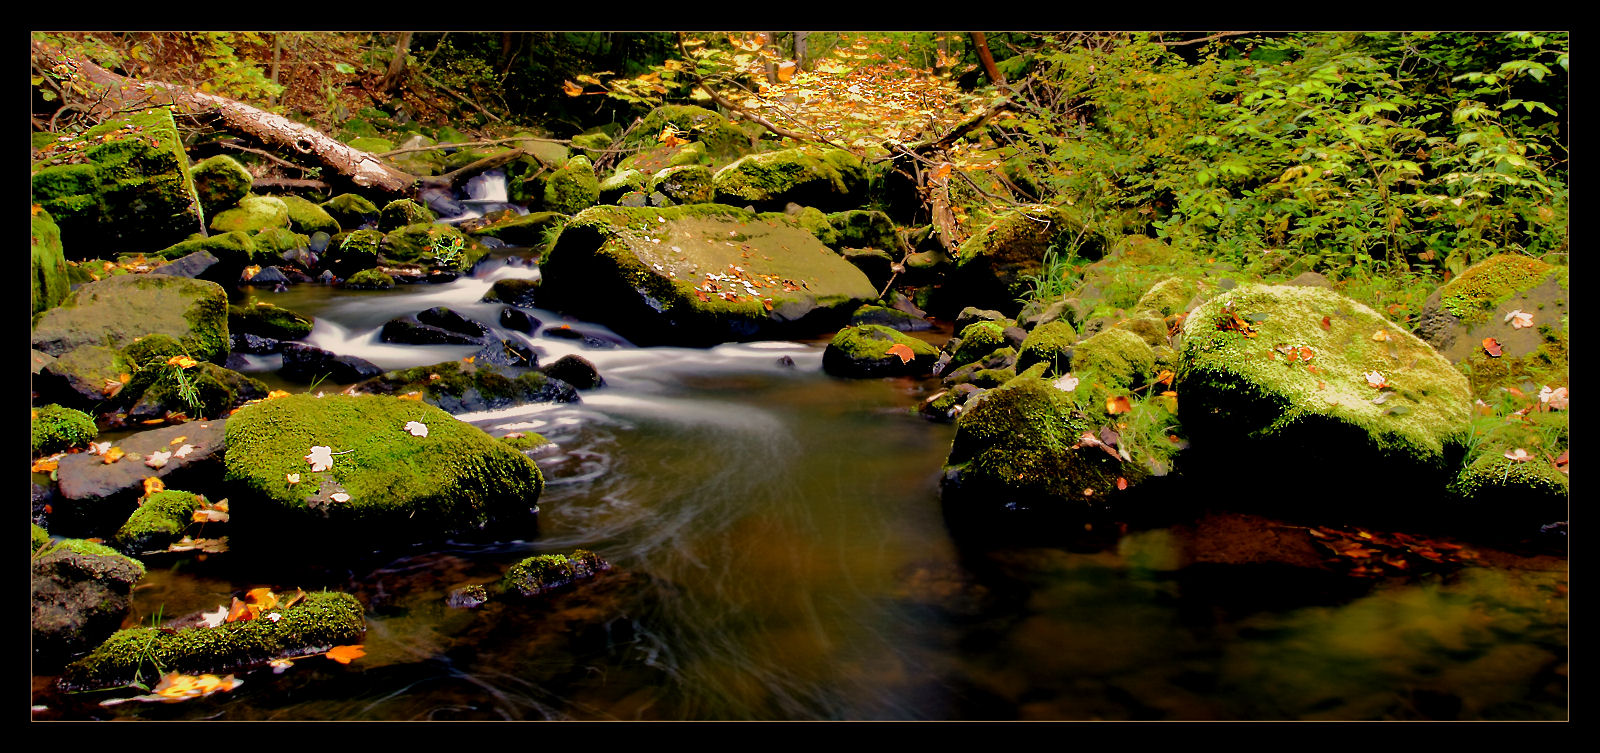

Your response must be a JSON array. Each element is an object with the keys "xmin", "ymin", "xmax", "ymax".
[
  {"xmin": 821, "ymin": 324, "xmax": 939, "ymax": 378},
  {"xmin": 153, "ymin": 230, "xmax": 257, "ymax": 264},
  {"xmin": 498, "ymin": 431, "xmax": 552, "ymax": 452},
  {"xmin": 649, "ymin": 165, "xmax": 716, "ymax": 205},
  {"xmin": 950, "ymin": 321, "xmax": 1010, "ymax": 370},
  {"xmin": 482, "ymin": 278, "xmax": 539, "ymax": 307},
  {"xmin": 35, "ymin": 344, "xmax": 134, "ymax": 411},
  {"xmin": 465, "ymin": 211, "xmax": 566, "ymax": 247},
  {"xmin": 667, "ymin": 141, "xmax": 708, "ymax": 167},
  {"xmin": 31, "ymin": 404, "xmax": 98, "ymax": 455},
  {"xmin": 327, "ymin": 229, "xmax": 383, "ymax": 275},
  {"xmin": 208, "ymin": 195, "xmax": 289, "ymax": 234},
  {"xmin": 598, "ymin": 169, "xmax": 650, "ymax": 204},
  {"xmin": 1016, "ymin": 319, "xmax": 1078, "ymax": 377},
  {"xmin": 32, "ymin": 523, "xmax": 51, "ymax": 553},
  {"xmin": 189, "ymin": 155, "xmax": 253, "ymax": 217},
  {"xmin": 544, "ymin": 155, "xmax": 600, "ymax": 215},
  {"xmin": 58, "ymin": 592, "xmax": 365, "ymax": 691},
  {"xmin": 501, "ymin": 550, "xmax": 610, "ymax": 599},
  {"xmin": 113, "ymin": 489, "xmax": 202, "ymax": 554},
  {"xmin": 223, "ymin": 394, "xmax": 545, "ymax": 538},
  {"xmin": 822, "ymin": 209, "xmax": 898, "ymax": 250},
  {"xmin": 539, "ymin": 204, "xmax": 879, "ymax": 346},
  {"xmin": 32, "ymin": 537, "xmax": 146, "ymax": 667},
  {"xmin": 1071, "ymin": 328, "xmax": 1156, "ymax": 390},
  {"xmin": 352, "ymin": 360, "xmax": 578, "ymax": 415},
  {"xmin": 229, "ymin": 302, "xmax": 314, "ymax": 340},
  {"xmin": 30, "ymin": 108, "xmax": 203, "ymax": 255},
  {"xmin": 250, "ymin": 227, "xmax": 309, "ymax": 256},
  {"xmin": 1114, "ymin": 313, "xmax": 1170, "ymax": 349},
  {"xmin": 279, "ymin": 194, "xmax": 342, "ymax": 236},
  {"xmin": 342, "ymin": 268, "xmax": 395, "ymax": 290},
  {"xmin": 337, "ymin": 118, "xmax": 382, "ymax": 142},
  {"xmin": 1449, "ymin": 414, "xmax": 1568, "ymax": 527},
  {"xmin": 1436, "ymin": 255, "xmax": 1560, "ymax": 325},
  {"xmin": 127, "ymin": 361, "xmax": 268, "ymax": 421},
  {"xmin": 381, "ymin": 223, "xmax": 481, "ymax": 270},
  {"xmin": 320, "ymin": 193, "xmax": 380, "ymax": 230},
  {"xmin": 712, "ymin": 146, "xmax": 867, "ymax": 212},
  {"xmin": 388, "ymin": 133, "xmax": 446, "ymax": 176},
  {"xmin": 346, "ymin": 136, "xmax": 395, "ymax": 154},
  {"xmin": 31, "ymin": 210, "xmax": 70, "ymax": 317},
  {"xmin": 378, "ymin": 199, "xmax": 436, "ymax": 232},
  {"xmin": 942, "ymin": 373, "xmax": 1144, "ymax": 515},
  {"xmin": 947, "ymin": 204, "xmax": 1104, "ymax": 315},
  {"xmin": 1135, "ymin": 276, "xmax": 1198, "ymax": 317},
  {"xmin": 620, "ymin": 105, "xmax": 749, "ymax": 163},
  {"xmin": 1414, "ymin": 255, "xmax": 1568, "ymax": 368},
  {"xmin": 1179, "ymin": 284, "xmax": 1472, "ymax": 495},
  {"xmin": 570, "ymin": 130, "xmax": 613, "ymax": 155},
  {"xmin": 31, "ymin": 275, "xmax": 229, "ymax": 363},
  {"xmin": 848, "ymin": 304, "xmax": 932, "ymax": 332}
]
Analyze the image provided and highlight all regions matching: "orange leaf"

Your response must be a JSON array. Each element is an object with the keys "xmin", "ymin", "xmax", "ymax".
[
  {"xmin": 324, "ymin": 645, "xmax": 366, "ymax": 664},
  {"xmin": 561, "ymin": 80, "xmax": 583, "ymax": 97},
  {"xmin": 1483, "ymin": 337, "xmax": 1503, "ymax": 358},
  {"xmin": 1319, "ymin": 316, "xmax": 1331, "ymax": 331},
  {"xmin": 1116, "ymin": 477, "xmax": 1128, "ymax": 490},
  {"xmin": 142, "ymin": 476, "xmax": 166, "ymax": 498},
  {"xmin": 1371, "ymin": 329, "xmax": 1389, "ymax": 342},
  {"xmin": 1155, "ymin": 370, "xmax": 1175, "ymax": 386},
  {"xmin": 31, "ymin": 456, "xmax": 61, "ymax": 473},
  {"xmin": 885, "ymin": 343, "xmax": 916, "ymax": 364},
  {"xmin": 103, "ymin": 447, "xmax": 125, "ymax": 464},
  {"xmin": 1105, "ymin": 395, "xmax": 1131, "ymax": 414},
  {"xmin": 225, "ymin": 596, "xmax": 252, "ymax": 623},
  {"xmin": 245, "ymin": 587, "xmax": 279, "ymax": 610}
]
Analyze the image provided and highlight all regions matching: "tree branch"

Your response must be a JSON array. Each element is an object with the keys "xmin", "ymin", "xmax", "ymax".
[{"xmin": 1156, "ymin": 32, "xmax": 1256, "ymax": 48}]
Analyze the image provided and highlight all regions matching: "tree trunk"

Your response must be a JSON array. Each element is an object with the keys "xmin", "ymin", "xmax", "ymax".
[
  {"xmin": 794, "ymin": 31, "xmax": 809, "ymax": 71},
  {"xmin": 970, "ymin": 31, "xmax": 1005, "ymax": 86},
  {"xmin": 761, "ymin": 32, "xmax": 779, "ymax": 84},
  {"xmin": 32, "ymin": 38, "xmax": 417, "ymax": 197},
  {"xmin": 935, "ymin": 33, "xmax": 950, "ymax": 75},
  {"xmin": 379, "ymin": 32, "xmax": 413, "ymax": 94}
]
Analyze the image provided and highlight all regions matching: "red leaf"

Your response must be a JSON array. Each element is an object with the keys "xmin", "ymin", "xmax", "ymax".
[
  {"xmin": 885, "ymin": 343, "xmax": 916, "ymax": 364},
  {"xmin": 1105, "ymin": 395, "xmax": 1131, "ymax": 414},
  {"xmin": 1483, "ymin": 337, "xmax": 1503, "ymax": 358},
  {"xmin": 1319, "ymin": 316, "xmax": 1331, "ymax": 331}
]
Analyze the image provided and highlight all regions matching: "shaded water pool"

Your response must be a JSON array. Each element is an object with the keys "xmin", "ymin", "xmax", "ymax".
[{"xmin": 33, "ymin": 255, "xmax": 1567, "ymax": 721}]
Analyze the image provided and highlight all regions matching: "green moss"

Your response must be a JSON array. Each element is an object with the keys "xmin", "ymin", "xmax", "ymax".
[
  {"xmin": 154, "ymin": 230, "xmax": 257, "ymax": 263},
  {"xmin": 1016, "ymin": 319, "xmax": 1078, "ymax": 376},
  {"xmin": 622, "ymin": 105, "xmax": 748, "ymax": 161},
  {"xmin": 498, "ymin": 432, "xmax": 551, "ymax": 452},
  {"xmin": 320, "ymin": 194, "xmax": 380, "ymax": 230},
  {"xmin": 712, "ymin": 146, "xmax": 866, "ymax": 211},
  {"xmin": 31, "ymin": 210, "xmax": 70, "ymax": 316},
  {"xmin": 378, "ymin": 199, "xmax": 436, "ymax": 233},
  {"xmin": 381, "ymin": 223, "xmax": 480, "ymax": 270},
  {"xmin": 31, "ymin": 404, "xmax": 98, "ymax": 455},
  {"xmin": 598, "ymin": 169, "xmax": 650, "ymax": 203},
  {"xmin": 32, "ymin": 524, "xmax": 51, "ymax": 553},
  {"xmin": 544, "ymin": 155, "xmax": 600, "ymax": 214},
  {"xmin": 950, "ymin": 321, "xmax": 1009, "ymax": 369},
  {"xmin": 114, "ymin": 489, "xmax": 202, "ymax": 553},
  {"xmin": 1438, "ymin": 255, "xmax": 1559, "ymax": 325},
  {"xmin": 1071, "ymin": 328, "xmax": 1156, "ymax": 390},
  {"xmin": 823, "ymin": 209, "xmax": 898, "ymax": 250},
  {"xmin": 223, "ymin": 394, "xmax": 544, "ymax": 534},
  {"xmin": 251, "ymin": 227, "xmax": 309, "ymax": 256},
  {"xmin": 949, "ymin": 204, "xmax": 1103, "ymax": 314},
  {"xmin": 466, "ymin": 211, "xmax": 566, "ymax": 246},
  {"xmin": 229, "ymin": 302, "xmax": 313, "ymax": 340},
  {"xmin": 134, "ymin": 361, "xmax": 267, "ymax": 420},
  {"xmin": 649, "ymin": 165, "xmax": 716, "ymax": 205},
  {"xmin": 59, "ymin": 592, "xmax": 365, "ymax": 691},
  {"xmin": 346, "ymin": 136, "xmax": 395, "ymax": 154},
  {"xmin": 1135, "ymin": 276, "xmax": 1197, "ymax": 316},
  {"xmin": 501, "ymin": 550, "xmax": 609, "ymax": 598},
  {"xmin": 208, "ymin": 195, "xmax": 289, "ymax": 234},
  {"xmin": 822, "ymin": 324, "xmax": 939, "ymax": 377},
  {"xmin": 328, "ymin": 229, "xmax": 383, "ymax": 274},
  {"xmin": 278, "ymin": 194, "xmax": 341, "ymax": 236},
  {"xmin": 343, "ymin": 269, "xmax": 395, "ymax": 290},
  {"xmin": 667, "ymin": 140, "xmax": 707, "ymax": 167},
  {"xmin": 188, "ymin": 155, "xmax": 253, "ymax": 217},
  {"xmin": 1115, "ymin": 313, "xmax": 1169, "ymax": 349}
]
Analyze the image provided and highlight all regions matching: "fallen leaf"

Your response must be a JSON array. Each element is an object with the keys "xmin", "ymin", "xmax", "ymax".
[
  {"xmin": 198, "ymin": 605, "xmax": 228, "ymax": 629},
  {"xmin": 192, "ymin": 508, "xmax": 228, "ymax": 524},
  {"xmin": 1371, "ymin": 329, "xmax": 1389, "ymax": 342},
  {"xmin": 286, "ymin": 473, "xmax": 300, "ymax": 485},
  {"xmin": 1319, "ymin": 316, "xmax": 1331, "ymax": 331},
  {"xmin": 1503, "ymin": 448, "xmax": 1533, "ymax": 462},
  {"xmin": 329, "ymin": 492, "xmax": 351, "ymax": 503},
  {"xmin": 1539, "ymin": 386, "xmax": 1568, "ymax": 410},
  {"xmin": 1105, "ymin": 395, "xmax": 1131, "ymax": 414},
  {"xmin": 166, "ymin": 355, "xmax": 198, "ymax": 369},
  {"xmin": 142, "ymin": 476, "xmax": 166, "ymax": 498},
  {"xmin": 398, "ymin": 391, "xmax": 423, "ymax": 401},
  {"xmin": 305, "ymin": 445, "xmax": 334, "ymax": 472},
  {"xmin": 1505, "ymin": 309, "xmax": 1534, "ymax": 329},
  {"xmin": 172, "ymin": 444, "xmax": 195, "ymax": 459},
  {"xmin": 324, "ymin": 645, "xmax": 366, "ymax": 664},
  {"xmin": 1116, "ymin": 477, "xmax": 1128, "ymax": 490},
  {"xmin": 270, "ymin": 658, "xmax": 295, "ymax": 674},
  {"xmin": 88, "ymin": 441, "xmax": 111, "ymax": 455},
  {"xmin": 885, "ymin": 343, "xmax": 916, "ymax": 364},
  {"xmin": 1482, "ymin": 338, "xmax": 1503, "ymax": 358},
  {"xmin": 226, "ymin": 596, "xmax": 252, "ymax": 623},
  {"xmin": 404, "ymin": 421, "xmax": 429, "ymax": 437},
  {"xmin": 31, "ymin": 455, "xmax": 62, "ymax": 473},
  {"xmin": 245, "ymin": 587, "xmax": 278, "ymax": 610},
  {"xmin": 1053, "ymin": 374, "xmax": 1080, "ymax": 392},
  {"xmin": 1365, "ymin": 371, "xmax": 1387, "ymax": 389},
  {"xmin": 103, "ymin": 447, "xmax": 125, "ymax": 464},
  {"xmin": 144, "ymin": 450, "xmax": 172, "ymax": 468},
  {"xmin": 1155, "ymin": 370, "xmax": 1175, "ymax": 387}
]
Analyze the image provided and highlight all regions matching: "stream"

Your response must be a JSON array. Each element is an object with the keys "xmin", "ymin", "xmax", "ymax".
[{"xmin": 35, "ymin": 246, "xmax": 1568, "ymax": 722}]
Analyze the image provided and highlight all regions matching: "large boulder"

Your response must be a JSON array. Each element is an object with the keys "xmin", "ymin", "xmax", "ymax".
[
  {"xmin": 30, "ymin": 274, "xmax": 230, "ymax": 363},
  {"xmin": 188, "ymin": 155, "xmax": 253, "ymax": 217},
  {"xmin": 31, "ymin": 537, "xmax": 146, "ymax": 668},
  {"xmin": 822, "ymin": 324, "xmax": 939, "ymax": 378},
  {"xmin": 51, "ymin": 419, "xmax": 228, "ymax": 538},
  {"xmin": 30, "ymin": 108, "xmax": 204, "ymax": 254},
  {"xmin": 465, "ymin": 211, "xmax": 566, "ymax": 247},
  {"xmin": 208, "ymin": 194, "xmax": 290, "ymax": 234},
  {"xmin": 125, "ymin": 361, "xmax": 268, "ymax": 421},
  {"xmin": 538, "ymin": 204, "xmax": 879, "ymax": 346},
  {"xmin": 320, "ymin": 193, "xmax": 380, "ymax": 230},
  {"xmin": 279, "ymin": 194, "xmax": 342, "ymax": 236},
  {"xmin": 34, "ymin": 344, "xmax": 134, "ymax": 411},
  {"xmin": 1413, "ymin": 254, "xmax": 1568, "ymax": 365},
  {"xmin": 31, "ymin": 209, "xmax": 70, "ymax": 316},
  {"xmin": 945, "ymin": 204, "xmax": 1103, "ymax": 316},
  {"xmin": 543, "ymin": 155, "xmax": 600, "ymax": 214},
  {"xmin": 277, "ymin": 343, "xmax": 384, "ymax": 384},
  {"xmin": 229, "ymin": 301, "xmax": 314, "ymax": 341},
  {"xmin": 712, "ymin": 146, "xmax": 867, "ymax": 212},
  {"xmin": 1178, "ymin": 283, "xmax": 1473, "ymax": 497},
  {"xmin": 222, "ymin": 394, "xmax": 545, "ymax": 540},
  {"xmin": 352, "ymin": 360, "xmax": 579, "ymax": 414}
]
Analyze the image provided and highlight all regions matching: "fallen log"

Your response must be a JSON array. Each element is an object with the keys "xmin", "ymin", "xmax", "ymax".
[{"xmin": 31, "ymin": 39, "xmax": 418, "ymax": 197}]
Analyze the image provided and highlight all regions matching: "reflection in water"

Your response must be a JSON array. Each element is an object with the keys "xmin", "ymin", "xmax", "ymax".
[{"xmin": 55, "ymin": 263, "xmax": 1564, "ymax": 721}]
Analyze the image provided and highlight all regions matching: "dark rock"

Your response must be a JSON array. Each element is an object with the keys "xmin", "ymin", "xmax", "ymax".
[
  {"xmin": 278, "ymin": 342, "xmax": 384, "ymax": 383},
  {"xmin": 353, "ymin": 360, "xmax": 580, "ymax": 414},
  {"xmin": 540, "ymin": 354, "xmax": 603, "ymax": 390},
  {"xmin": 471, "ymin": 339, "xmax": 540, "ymax": 369},
  {"xmin": 481, "ymin": 278, "xmax": 539, "ymax": 308},
  {"xmin": 1002, "ymin": 325, "xmax": 1029, "ymax": 349},
  {"xmin": 318, "ymin": 270, "xmax": 338, "ymax": 284},
  {"xmin": 776, "ymin": 355, "xmax": 796, "ymax": 368},
  {"xmin": 499, "ymin": 306, "xmax": 541, "ymax": 333},
  {"xmin": 150, "ymin": 250, "xmax": 221, "ymax": 279},
  {"xmin": 848, "ymin": 304, "xmax": 933, "ymax": 332},
  {"xmin": 231, "ymin": 332, "xmax": 283, "ymax": 354},
  {"xmin": 381, "ymin": 307, "xmax": 492, "ymax": 346},
  {"xmin": 249, "ymin": 266, "xmax": 291, "ymax": 286},
  {"xmin": 126, "ymin": 362, "xmax": 268, "ymax": 422},
  {"xmin": 52, "ymin": 420, "xmax": 228, "ymax": 538},
  {"xmin": 953, "ymin": 306, "xmax": 1009, "ymax": 334},
  {"xmin": 32, "ymin": 539, "xmax": 145, "ymax": 669},
  {"xmin": 308, "ymin": 231, "xmax": 332, "ymax": 252}
]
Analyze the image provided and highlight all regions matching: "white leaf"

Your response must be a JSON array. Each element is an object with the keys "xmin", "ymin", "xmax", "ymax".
[
  {"xmin": 198, "ymin": 605, "xmax": 228, "ymax": 628},
  {"xmin": 88, "ymin": 441, "xmax": 111, "ymax": 455},
  {"xmin": 1365, "ymin": 371, "xmax": 1387, "ymax": 388},
  {"xmin": 305, "ymin": 446, "xmax": 334, "ymax": 472},
  {"xmin": 285, "ymin": 473, "xmax": 301, "ymax": 485},
  {"xmin": 329, "ymin": 492, "xmax": 351, "ymax": 503},
  {"xmin": 172, "ymin": 444, "xmax": 195, "ymax": 458},
  {"xmin": 404, "ymin": 421, "xmax": 429, "ymax": 437},
  {"xmin": 1053, "ymin": 374, "xmax": 1080, "ymax": 392},
  {"xmin": 144, "ymin": 450, "xmax": 172, "ymax": 469}
]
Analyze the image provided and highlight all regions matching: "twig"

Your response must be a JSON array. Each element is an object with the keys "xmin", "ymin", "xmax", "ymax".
[
  {"xmin": 219, "ymin": 142, "xmax": 314, "ymax": 173},
  {"xmin": 411, "ymin": 67, "xmax": 502, "ymax": 123},
  {"xmin": 377, "ymin": 136, "xmax": 568, "ymax": 157},
  {"xmin": 1156, "ymin": 32, "xmax": 1256, "ymax": 48}
]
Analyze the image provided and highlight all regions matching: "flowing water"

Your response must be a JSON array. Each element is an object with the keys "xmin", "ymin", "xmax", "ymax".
[{"xmin": 35, "ymin": 244, "xmax": 1568, "ymax": 721}]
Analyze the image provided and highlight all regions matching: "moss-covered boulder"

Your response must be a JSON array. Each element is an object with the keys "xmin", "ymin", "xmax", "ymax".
[
  {"xmin": 712, "ymin": 146, "xmax": 867, "ymax": 212},
  {"xmin": 1135, "ymin": 276, "xmax": 1198, "ymax": 317},
  {"xmin": 126, "ymin": 361, "xmax": 268, "ymax": 421},
  {"xmin": 58, "ymin": 591, "xmax": 365, "ymax": 691},
  {"xmin": 32, "ymin": 537, "xmax": 146, "ymax": 667},
  {"xmin": 649, "ymin": 165, "xmax": 715, "ymax": 205},
  {"xmin": 153, "ymin": 230, "xmax": 257, "ymax": 264},
  {"xmin": 822, "ymin": 325, "xmax": 939, "ymax": 378},
  {"xmin": 947, "ymin": 204, "xmax": 1104, "ymax": 316},
  {"xmin": 1016, "ymin": 319, "xmax": 1078, "ymax": 376},
  {"xmin": 378, "ymin": 198, "xmax": 436, "ymax": 232},
  {"xmin": 327, "ymin": 228, "xmax": 383, "ymax": 275},
  {"xmin": 34, "ymin": 344, "xmax": 134, "ymax": 411},
  {"xmin": 599, "ymin": 169, "xmax": 650, "ymax": 204},
  {"xmin": 343, "ymin": 268, "xmax": 395, "ymax": 290},
  {"xmin": 229, "ymin": 301, "xmax": 314, "ymax": 341},
  {"xmin": 544, "ymin": 155, "xmax": 600, "ymax": 214},
  {"xmin": 31, "ymin": 210, "xmax": 70, "ymax": 317},
  {"xmin": 223, "ymin": 394, "xmax": 545, "ymax": 538},
  {"xmin": 208, "ymin": 195, "xmax": 289, "ymax": 234},
  {"xmin": 1450, "ymin": 408, "xmax": 1567, "ymax": 526},
  {"xmin": 31, "ymin": 274, "xmax": 229, "ymax": 362},
  {"xmin": 1071, "ymin": 328, "xmax": 1156, "ymax": 390},
  {"xmin": 31, "ymin": 404, "xmax": 98, "ymax": 456},
  {"xmin": 189, "ymin": 155, "xmax": 253, "ymax": 217},
  {"xmin": 848, "ymin": 304, "xmax": 933, "ymax": 332},
  {"xmin": 279, "ymin": 194, "xmax": 342, "ymax": 236},
  {"xmin": 941, "ymin": 373, "xmax": 1145, "ymax": 516},
  {"xmin": 464, "ymin": 210, "xmax": 565, "ymax": 247},
  {"xmin": 539, "ymin": 204, "xmax": 879, "ymax": 346},
  {"xmin": 818, "ymin": 209, "xmax": 899, "ymax": 250},
  {"xmin": 1179, "ymin": 284, "xmax": 1473, "ymax": 497},
  {"xmin": 949, "ymin": 320, "xmax": 1010, "ymax": 371},
  {"xmin": 352, "ymin": 360, "xmax": 579, "ymax": 414},
  {"xmin": 501, "ymin": 550, "xmax": 611, "ymax": 599},
  {"xmin": 347, "ymin": 136, "xmax": 395, "ymax": 154},
  {"xmin": 321, "ymin": 193, "xmax": 380, "ymax": 230},
  {"xmin": 1413, "ymin": 254, "xmax": 1568, "ymax": 365},
  {"xmin": 113, "ymin": 489, "xmax": 202, "ymax": 554},
  {"xmin": 30, "ymin": 108, "xmax": 203, "ymax": 254},
  {"xmin": 381, "ymin": 223, "xmax": 480, "ymax": 270},
  {"xmin": 618, "ymin": 105, "xmax": 750, "ymax": 167}
]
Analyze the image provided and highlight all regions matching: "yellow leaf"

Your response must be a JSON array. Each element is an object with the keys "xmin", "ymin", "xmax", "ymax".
[
  {"xmin": 398, "ymin": 391, "xmax": 423, "ymax": 401},
  {"xmin": 245, "ymin": 587, "xmax": 278, "ymax": 610},
  {"xmin": 31, "ymin": 456, "xmax": 61, "ymax": 473},
  {"xmin": 103, "ymin": 447, "xmax": 125, "ymax": 464},
  {"xmin": 561, "ymin": 80, "xmax": 583, "ymax": 97},
  {"xmin": 1106, "ymin": 395, "xmax": 1132, "ymax": 415},
  {"xmin": 242, "ymin": 265, "xmax": 261, "ymax": 280},
  {"xmin": 1371, "ymin": 329, "xmax": 1389, "ymax": 342},
  {"xmin": 169, "ymin": 436, "xmax": 188, "ymax": 446},
  {"xmin": 324, "ymin": 644, "xmax": 366, "ymax": 664},
  {"xmin": 142, "ymin": 476, "xmax": 166, "ymax": 498},
  {"xmin": 166, "ymin": 355, "xmax": 198, "ymax": 369}
]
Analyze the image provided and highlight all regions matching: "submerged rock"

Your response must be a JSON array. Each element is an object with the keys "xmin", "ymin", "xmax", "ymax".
[
  {"xmin": 540, "ymin": 354, "xmax": 603, "ymax": 390},
  {"xmin": 229, "ymin": 301, "xmax": 314, "ymax": 341},
  {"xmin": 539, "ymin": 204, "xmax": 878, "ymax": 346},
  {"xmin": 381, "ymin": 306, "xmax": 492, "ymax": 346},
  {"xmin": 501, "ymin": 550, "xmax": 611, "ymax": 599},
  {"xmin": 353, "ymin": 360, "xmax": 577, "ymax": 413}
]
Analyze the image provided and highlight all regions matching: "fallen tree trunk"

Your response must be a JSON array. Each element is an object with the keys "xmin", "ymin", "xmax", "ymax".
[{"xmin": 32, "ymin": 39, "xmax": 418, "ymax": 197}]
